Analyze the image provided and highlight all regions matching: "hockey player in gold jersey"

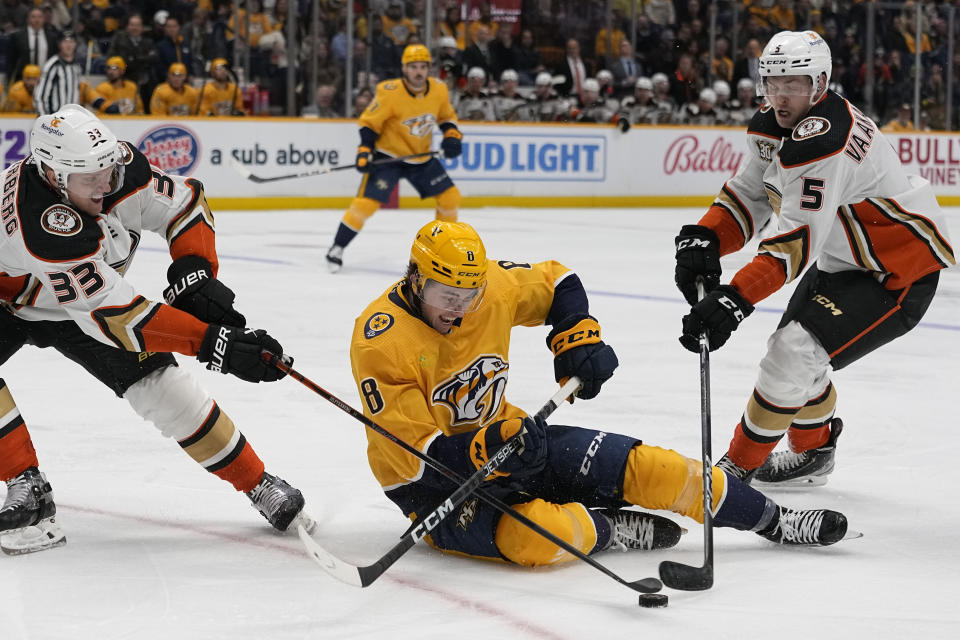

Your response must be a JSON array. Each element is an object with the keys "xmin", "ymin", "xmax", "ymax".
[
  {"xmin": 1, "ymin": 64, "xmax": 41, "ymax": 113},
  {"xmin": 324, "ymin": 44, "xmax": 463, "ymax": 273},
  {"xmin": 95, "ymin": 56, "xmax": 145, "ymax": 115},
  {"xmin": 198, "ymin": 58, "xmax": 245, "ymax": 116},
  {"xmin": 150, "ymin": 63, "xmax": 200, "ymax": 116},
  {"xmin": 349, "ymin": 220, "xmax": 851, "ymax": 568}
]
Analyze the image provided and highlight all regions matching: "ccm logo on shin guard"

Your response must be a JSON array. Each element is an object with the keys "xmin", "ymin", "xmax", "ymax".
[
  {"xmin": 210, "ymin": 325, "xmax": 232, "ymax": 372},
  {"xmin": 579, "ymin": 431, "xmax": 607, "ymax": 475}
]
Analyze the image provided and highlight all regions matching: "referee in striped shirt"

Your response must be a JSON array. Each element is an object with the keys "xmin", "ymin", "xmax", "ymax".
[{"xmin": 34, "ymin": 31, "xmax": 80, "ymax": 115}]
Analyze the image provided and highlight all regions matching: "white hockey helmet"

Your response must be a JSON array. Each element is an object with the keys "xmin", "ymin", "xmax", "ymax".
[
  {"xmin": 651, "ymin": 72, "xmax": 669, "ymax": 88},
  {"xmin": 30, "ymin": 104, "xmax": 125, "ymax": 201},
  {"xmin": 500, "ymin": 68, "xmax": 519, "ymax": 83},
  {"xmin": 582, "ymin": 78, "xmax": 600, "ymax": 94},
  {"xmin": 636, "ymin": 76, "xmax": 653, "ymax": 91},
  {"xmin": 712, "ymin": 79, "xmax": 731, "ymax": 97},
  {"xmin": 698, "ymin": 87, "xmax": 717, "ymax": 105},
  {"xmin": 534, "ymin": 71, "xmax": 553, "ymax": 86},
  {"xmin": 758, "ymin": 30, "xmax": 832, "ymax": 104},
  {"xmin": 466, "ymin": 66, "xmax": 486, "ymax": 81},
  {"xmin": 597, "ymin": 69, "xmax": 613, "ymax": 84}
]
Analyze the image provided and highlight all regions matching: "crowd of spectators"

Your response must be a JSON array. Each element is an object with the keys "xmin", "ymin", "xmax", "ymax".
[{"xmin": 0, "ymin": 1, "xmax": 955, "ymax": 131}]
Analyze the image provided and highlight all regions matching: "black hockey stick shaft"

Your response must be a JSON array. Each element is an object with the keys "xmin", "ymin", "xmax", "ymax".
[
  {"xmin": 236, "ymin": 151, "xmax": 438, "ymax": 183},
  {"xmin": 265, "ymin": 354, "xmax": 663, "ymax": 594},
  {"xmin": 659, "ymin": 278, "xmax": 715, "ymax": 590},
  {"xmin": 338, "ymin": 379, "xmax": 577, "ymax": 587}
]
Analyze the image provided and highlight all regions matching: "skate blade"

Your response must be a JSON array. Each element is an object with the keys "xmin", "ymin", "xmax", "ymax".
[
  {"xmin": 753, "ymin": 475, "xmax": 830, "ymax": 488},
  {"xmin": 1, "ymin": 518, "xmax": 67, "ymax": 555}
]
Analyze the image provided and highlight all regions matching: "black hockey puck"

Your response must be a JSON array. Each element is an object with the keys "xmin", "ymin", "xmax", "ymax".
[{"xmin": 638, "ymin": 593, "xmax": 669, "ymax": 608}]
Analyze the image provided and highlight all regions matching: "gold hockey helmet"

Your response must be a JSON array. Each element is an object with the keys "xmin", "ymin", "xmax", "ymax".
[
  {"xmin": 410, "ymin": 221, "xmax": 487, "ymax": 313},
  {"xmin": 401, "ymin": 44, "xmax": 431, "ymax": 66}
]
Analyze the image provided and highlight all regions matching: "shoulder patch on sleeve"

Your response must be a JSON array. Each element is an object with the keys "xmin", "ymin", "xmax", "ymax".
[
  {"xmin": 778, "ymin": 92, "xmax": 853, "ymax": 168},
  {"xmin": 363, "ymin": 312, "xmax": 395, "ymax": 338},
  {"xmin": 22, "ymin": 204, "xmax": 103, "ymax": 261}
]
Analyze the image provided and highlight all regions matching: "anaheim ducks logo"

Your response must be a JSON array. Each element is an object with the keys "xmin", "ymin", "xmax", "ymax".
[
  {"xmin": 432, "ymin": 355, "xmax": 509, "ymax": 426},
  {"xmin": 402, "ymin": 113, "xmax": 437, "ymax": 138},
  {"xmin": 40, "ymin": 205, "xmax": 82, "ymax": 236},
  {"xmin": 792, "ymin": 117, "xmax": 830, "ymax": 141}
]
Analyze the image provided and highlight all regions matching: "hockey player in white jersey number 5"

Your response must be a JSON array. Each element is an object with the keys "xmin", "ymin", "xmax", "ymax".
[
  {"xmin": 673, "ymin": 31, "xmax": 955, "ymax": 486},
  {"xmin": 0, "ymin": 105, "xmax": 308, "ymax": 553}
]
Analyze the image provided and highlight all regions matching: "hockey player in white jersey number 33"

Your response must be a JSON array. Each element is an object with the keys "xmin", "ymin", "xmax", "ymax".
[
  {"xmin": 0, "ymin": 105, "xmax": 310, "ymax": 554},
  {"xmin": 674, "ymin": 31, "xmax": 955, "ymax": 486}
]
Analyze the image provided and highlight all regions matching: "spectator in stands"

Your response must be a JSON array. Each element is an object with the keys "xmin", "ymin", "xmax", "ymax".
[
  {"xmin": 650, "ymin": 71, "xmax": 677, "ymax": 118},
  {"xmin": 0, "ymin": 0, "xmax": 30, "ymax": 34},
  {"xmin": 645, "ymin": 0, "xmax": 676, "ymax": 28},
  {"xmin": 462, "ymin": 24, "xmax": 495, "ymax": 80},
  {"xmin": 456, "ymin": 67, "xmax": 496, "ymax": 121},
  {"xmin": 882, "ymin": 103, "xmax": 915, "ymax": 133},
  {"xmin": 198, "ymin": 57, "xmax": 245, "ymax": 116},
  {"xmin": 609, "ymin": 39, "xmax": 642, "ymax": 98},
  {"xmin": 352, "ymin": 86, "xmax": 374, "ymax": 115},
  {"xmin": 7, "ymin": 6, "xmax": 58, "ymax": 83},
  {"xmin": 467, "ymin": 2, "xmax": 499, "ymax": 45},
  {"xmin": 490, "ymin": 25, "xmax": 520, "ymax": 82},
  {"xmin": 303, "ymin": 84, "xmax": 339, "ymax": 118},
  {"xmin": 594, "ymin": 11, "xmax": 626, "ymax": 67},
  {"xmin": 712, "ymin": 35, "xmax": 734, "ymax": 83},
  {"xmin": 95, "ymin": 55, "xmax": 144, "ymax": 115},
  {"xmin": 557, "ymin": 37, "xmax": 588, "ymax": 101},
  {"xmin": 369, "ymin": 14, "xmax": 401, "ymax": 80},
  {"xmin": 155, "ymin": 16, "xmax": 194, "ymax": 85},
  {"xmin": 437, "ymin": 4, "xmax": 466, "ymax": 50},
  {"xmin": 633, "ymin": 14, "xmax": 661, "ymax": 69},
  {"xmin": 108, "ymin": 14, "xmax": 157, "ymax": 108},
  {"xmin": 34, "ymin": 30, "xmax": 80, "ymax": 115},
  {"xmin": 1, "ymin": 64, "xmax": 41, "ymax": 113},
  {"xmin": 769, "ymin": 0, "xmax": 797, "ymax": 31},
  {"xmin": 712, "ymin": 79, "xmax": 732, "ymax": 124},
  {"xmin": 726, "ymin": 77, "xmax": 760, "ymax": 126},
  {"xmin": 311, "ymin": 37, "xmax": 343, "ymax": 92},
  {"xmin": 149, "ymin": 62, "xmax": 200, "ymax": 116},
  {"xmin": 670, "ymin": 52, "xmax": 700, "ymax": 107},
  {"xmin": 620, "ymin": 76, "xmax": 666, "ymax": 125},
  {"xmin": 437, "ymin": 36, "xmax": 465, "ymax": 88},
  {"xmin": 514, "ymin": 29, "xmax": 543, "ymax": 85},
  {"xmin": 674, "ymin": 86, "xmax": 719, "ymax": 126},
  {"xmin": 492, "ymin": 69, "xmax": 529, "ymax": 121},
  {"xmin": 382, "ymin": 0, "xmax": 417, "ymax": 46},
  {"xmin": 181, "ymin": 6, "xmax": 226, "ymax": 80},
  {"xmin": 733, "ymin": 38, "xmax": 762, "ymax": 87},
  {"xmin": 227, "ymin": 0, "xmax": 273, "ymax": 50}
]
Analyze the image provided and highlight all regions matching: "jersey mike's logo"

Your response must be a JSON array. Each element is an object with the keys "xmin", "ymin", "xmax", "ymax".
[
  {"xmin": 40, "ymin": 205, "xmax": 81, "ymax": 236},
  {"xmin": 403, "ymin": 113, "xmax": 437, "ymax": 138},
  {"xmin": 137, "ymin": 125, "xmax": 201, "ymax": 175},
  {"xmin": 432, "ymin": 355, "xmax": 509, "ymax": 426}
]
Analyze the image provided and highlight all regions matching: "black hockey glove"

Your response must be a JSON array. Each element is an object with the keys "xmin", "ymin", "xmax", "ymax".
[
  {"xmin": 441, "ymin": 130, "xmax": 462, "ymax": 159},
  {"xmin": 679, "ymin": 285, "xmax": 754, "ymax": 353},
  {"xmin": 675, "ymin": 224, "xmax": 722, "ymax": 306},
  {"xmin": 469, "ymin": 415, "xmax": 548, "ymax": 478},
  {"xmin": 616, "ymin": 114, "xmax": 631, "ymax": 132},
  {"xmin": 356, "ymin": 145, "xmax": 373, "ymax": 173},
  {"xmin": 197, "ymin": 325, "xmax": 289, "ymax": 383},
  {"xmin": 165, "ymin": 255, "xmax": 246, "ymax": 326},
  {"xmin": 546, "ymin": 314, "xmax": 619, "ymax": 400}
]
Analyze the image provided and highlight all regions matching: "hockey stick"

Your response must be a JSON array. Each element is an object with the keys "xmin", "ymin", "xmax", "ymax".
[
  {"xmin": 659, "ymin": 278, "xmax": 714, "ymax": 590},
  {"xmin": 263, "ymin": 354, "xmax": 663, "ymax": 594},
  {"xmin": 298, "ymin": 377, "xmax": 579, "ymax": 588},
  {"xmin": 230, "ymin": 151, "xmax": 439, "ymax": 183}
]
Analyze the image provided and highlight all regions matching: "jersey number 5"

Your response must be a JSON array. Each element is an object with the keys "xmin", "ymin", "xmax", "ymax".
[{"xmin": 800, "ymin": 177, "xmax": 825, "ymax": 211}]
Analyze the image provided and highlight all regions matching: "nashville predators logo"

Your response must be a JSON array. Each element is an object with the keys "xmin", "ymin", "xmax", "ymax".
[
  {"xmin": 364, "ymin": 312, "xmax": 394, "ymax": 338},
  {"xmin": 402, "ymin": 113, "xmax": 437, "ymax": 138},
  {"xmin": 432, "ymin": 355, "xmax": 509, "ymax": 426}
]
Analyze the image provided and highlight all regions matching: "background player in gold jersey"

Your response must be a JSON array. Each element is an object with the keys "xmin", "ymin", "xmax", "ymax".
[
  {"xmin": 95, "ymin": 56, "xmax": 145, "ymax": 115},
  {"xmin": 1, "ymin": 64, "xmax": 41, "ymax": 113},
  {"xmin": 198, "ymin": 58, "xmax": 245, "ymax": 117},
  {"xmin": 325, "ymin": 44, "xmax": 463, "ymax": 273},
  {"xmin": 349, "ymin": 220, "xmax": 850, "ymax": 569},
  {"xmin": 150, "ymin": 63, "xmax": 200, "ymax": 116}
]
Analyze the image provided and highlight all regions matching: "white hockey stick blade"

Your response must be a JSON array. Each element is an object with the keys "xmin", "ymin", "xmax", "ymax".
[
  {"xmin": 1, "ymin": 517, "xmax": 66, "ymax": 555},
  {"xmin": 228, "ymin": 158, "xmax": 253, "ymax": 180},
  {"xmin": 843, "ymin": 529, "xmax": 864, "ymax": 541},
  {"xmin": 297, "ymin": 523, "xmax": 364, "ymax": 587}
]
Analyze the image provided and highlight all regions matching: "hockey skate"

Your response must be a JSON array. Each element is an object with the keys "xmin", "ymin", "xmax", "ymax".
[
  {"xmin": 0, "ymin": 467, "xmax": 66, "ymax": 555},
  {"xmin": 246, "ymin": 471, "xmax": 305, "ymax": 532},
  {"xmin": 753, "ymin": 419, "xmax": 843, "ymax": 487},
  {"xmin": 757, "ymin": 505, "xmax": 849, "ymax": 546},
  {"xmin": 603, "ymin": 508, "xmax": 684, "ymax": 552},
  {"xmin": 325, "ymin": 245, "xmax": 344, "ymax": 273},
  {"xmin": 716, "ymin": 454, "xmax": 757, "ymax": 483}
]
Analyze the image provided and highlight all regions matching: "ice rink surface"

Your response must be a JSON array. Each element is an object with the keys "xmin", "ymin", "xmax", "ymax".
[{"xmin": 1, "ymin": 206, "xmax": 958, "ymax": 640}]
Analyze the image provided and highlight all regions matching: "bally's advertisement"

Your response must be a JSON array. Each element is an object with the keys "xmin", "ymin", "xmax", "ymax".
[{"xmin": 1, "ymin": 115, "xmax": 958, "ymax": 207}]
